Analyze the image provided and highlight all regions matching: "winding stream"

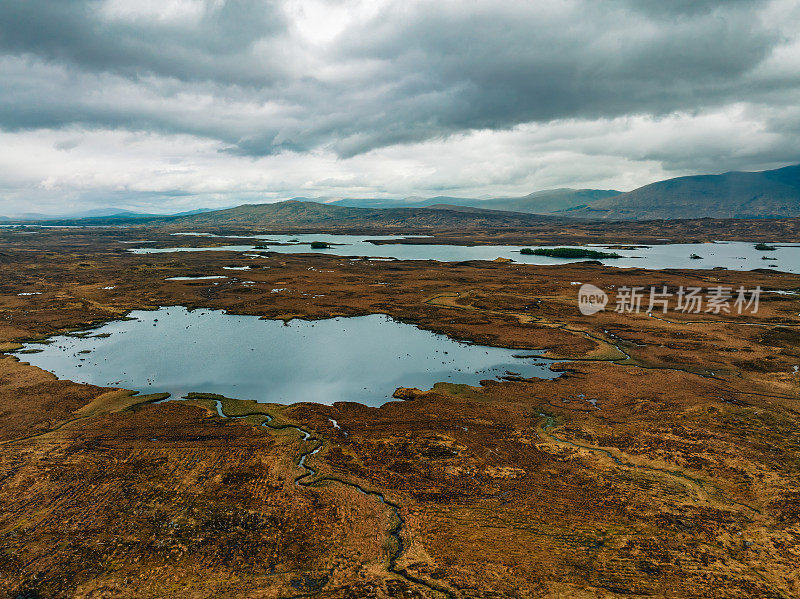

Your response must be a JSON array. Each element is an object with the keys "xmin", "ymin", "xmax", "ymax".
[{"xmin": 209, "ymin": 399, "xmax": 455, "ymax": 598}]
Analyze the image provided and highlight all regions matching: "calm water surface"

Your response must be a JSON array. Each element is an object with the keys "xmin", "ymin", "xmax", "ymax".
[
  {"xmin": 127, "ymin": 234, "xmax": 800, "ymax": 273},
  {"xmin": 12, "ymin": 307, "xmax": 558, "ymax": 407}
]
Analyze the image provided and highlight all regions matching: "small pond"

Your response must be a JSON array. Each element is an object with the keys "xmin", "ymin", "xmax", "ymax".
[{"xmin": 11, "ymin": 307, "xmax": 558, "ymax": 407}]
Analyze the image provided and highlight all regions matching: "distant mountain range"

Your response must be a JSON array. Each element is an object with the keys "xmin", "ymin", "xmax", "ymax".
[
  {"xmin": 4, "ymin": 164, "xmax": 800, "ymax": 223},
  {"xmin": 0, "ymin": 207, "xmax": 216, "ymax": 221},
  {"xmin": 330, "ymin": 165, "xmax": 800, "ymax": 220},
  {"xmin": 330, "ymin": 188, "xmax": 620, "ymax": 214},
  {"xmin": 165, "ymin": 200, "xmax": 554, "ymax": 229},
  {"xmin": 566, "ymin": 164, "xmax": 800, "ymax": 220}
]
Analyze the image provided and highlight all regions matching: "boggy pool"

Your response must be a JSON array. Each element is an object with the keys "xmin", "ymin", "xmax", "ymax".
[
  {"xmin": 12, "ymin": 307, "xmax": 559, "ymax": 407},
  {"xmin": 129, "ymin": 235, "xmax": 800, "ymax": 273}
]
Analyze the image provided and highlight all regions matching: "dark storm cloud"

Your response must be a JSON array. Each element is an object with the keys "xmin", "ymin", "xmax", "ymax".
[
  {"xmin": 324, "ymin": 0, "xmax": 785, "ymax": 155},
  {"xmin": 0, "ymin": 0, "xmax": 797, "ymax": 158},
  {"xmin": 623, "ymin": 0, "xmax": 764, "ymax": 17},
  {"xmin": 0, "ymin": 0, "xmax": 287, "ymax": 84}
]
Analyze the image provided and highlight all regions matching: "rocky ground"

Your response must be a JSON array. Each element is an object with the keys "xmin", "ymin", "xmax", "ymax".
[{"xmin": 0, "ymin": 226, "xmax": 798, "ymax": 598}]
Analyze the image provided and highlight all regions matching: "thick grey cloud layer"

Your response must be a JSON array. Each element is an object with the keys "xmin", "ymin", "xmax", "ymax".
[{"xmin": 0, "ymin": 0, "xmax": 798, "ymax": 213}]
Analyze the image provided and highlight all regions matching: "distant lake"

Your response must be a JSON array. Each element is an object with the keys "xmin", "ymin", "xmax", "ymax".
[
  {"xmin": 127, "ymin": 234, "xmax": 800, "ymax": 273},
  {"xmin": 12, "ymin": 307, "xmax": 559, "ymax": 407}
]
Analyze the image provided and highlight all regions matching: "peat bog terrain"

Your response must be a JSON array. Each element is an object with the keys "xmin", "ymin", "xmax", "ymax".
[{"xmin": 0, "ymin": 222, "xmax": 799, "ymax": 598}]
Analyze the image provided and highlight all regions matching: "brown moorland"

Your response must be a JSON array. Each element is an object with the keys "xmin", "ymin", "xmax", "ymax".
[{"xmin": 0, "ymin": 226, "xmax": 798, "ymax": 598}]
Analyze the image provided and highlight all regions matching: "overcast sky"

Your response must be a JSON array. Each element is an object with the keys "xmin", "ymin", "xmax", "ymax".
[{"xmin": 1, "ymin": 0, "xmax": 799, "ymax": 215}]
